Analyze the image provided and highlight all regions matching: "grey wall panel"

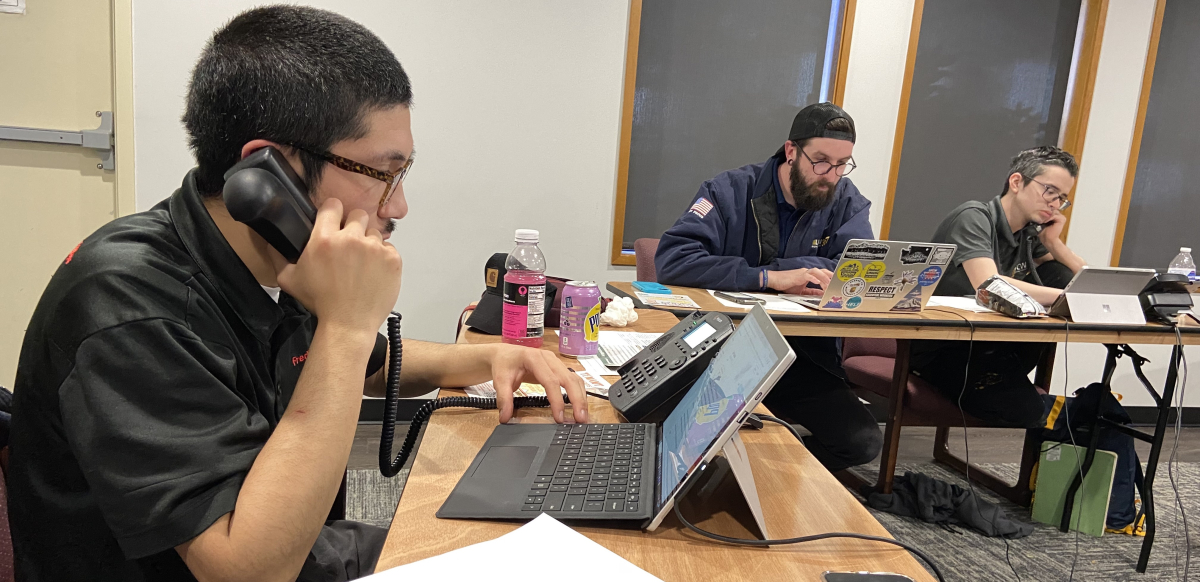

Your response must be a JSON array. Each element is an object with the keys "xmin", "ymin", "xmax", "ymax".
[
  {"xmin": 888, "ymin": 0, "xmax": 1079, "ymax": 243},
  {"xmin": 1118, "ymin": 0, "xmax": 1200, "ymax": 269},
  {"xmin": 621, "ymin": 0, "xmax": 834, "ymax": 246}
]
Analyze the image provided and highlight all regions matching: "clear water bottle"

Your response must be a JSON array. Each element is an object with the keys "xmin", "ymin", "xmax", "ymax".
[
  {"xmin": 501, "ymin": 229, "xmax": 547, "ymax": 347},
  {"xmin": 1168, "ymin": 247, "xmax": 1196, "ymax": 283}
]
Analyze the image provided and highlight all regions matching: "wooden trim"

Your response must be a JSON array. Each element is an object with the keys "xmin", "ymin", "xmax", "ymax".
[
  {"xmin": 1110, "ymin": 0, "xmax": 1167, "ymax": 266},
  {"xmin": 879, "ymin": 0, "xmax": 925, "ymax": 240},
  {"xmin": 610, "ymin": 0, "xmax": 643, "ymax": 266},
  {"xmin": 831, "ymin": 0, "xmax": 857, "ymax": 107},
  {"xmin": 110, "ymin": 0, "xmax": 136, "ymax": 216},
  {"xmin": 1059, "ymin": 0, "xmax": 1109, "ymax": 241}
]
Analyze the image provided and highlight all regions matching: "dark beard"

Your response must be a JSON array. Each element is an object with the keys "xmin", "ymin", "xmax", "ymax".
[{"xmin": 789, "ymin": 160, "xmax": 836, "ymax": 211}]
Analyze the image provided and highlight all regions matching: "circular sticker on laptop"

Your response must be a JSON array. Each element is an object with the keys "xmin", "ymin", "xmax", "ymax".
[
  {"xmin": 918, "ymin": 266, "xmax": 943, "ymax": 287},
  {"xmin": 837, "ymin": 260, "xmax": 863, "ymax": 281},
  {"xmin": 846, "ymin": 296, "xmax": 863, "ymax": 309},
  {"xmin": 842, "ymin": 277, "xmax": 866, "ymax": 297},
  {"xmin": 863, "ymin": 261, "xmax": 887, "ymax": 282}
]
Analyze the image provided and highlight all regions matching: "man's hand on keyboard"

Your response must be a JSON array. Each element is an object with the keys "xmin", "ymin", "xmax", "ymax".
[{"xmin": 491, "ymin": 344, "xmax": 589, "ymax": 424}]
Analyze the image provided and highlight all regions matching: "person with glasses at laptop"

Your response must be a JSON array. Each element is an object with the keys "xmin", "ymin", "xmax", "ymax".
[
  {"xmin": 7, "ymin": 7, "xmax": 586, "ymax": 582},
  {"xmin": 910, "ymin": 146, "xmax": 1086, "ymax": 427},
  {"xmin": 654, "ymin": 103, "xmax": 882, "ymax": 474}
]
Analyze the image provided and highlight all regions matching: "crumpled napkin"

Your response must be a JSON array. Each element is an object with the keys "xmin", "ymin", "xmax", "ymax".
[{"xmin": 598, "ymin": 296, "xmax": 639, "ymax": 327}]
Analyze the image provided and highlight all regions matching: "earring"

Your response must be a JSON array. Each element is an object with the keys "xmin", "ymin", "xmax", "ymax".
[{"xmin": 788, "ymin": 159, "xmax": 795, "ymax": 166}]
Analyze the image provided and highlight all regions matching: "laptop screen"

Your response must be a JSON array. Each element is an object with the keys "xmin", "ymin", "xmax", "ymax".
[{"xmin": 657, "ymin": 312, "xmax": 783, "ymax": 508}]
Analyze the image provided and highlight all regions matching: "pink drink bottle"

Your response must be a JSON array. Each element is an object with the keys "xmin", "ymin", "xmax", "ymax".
[{"xmin": 501, "ymin": 229, "xmax": 547, "ymax": 348}]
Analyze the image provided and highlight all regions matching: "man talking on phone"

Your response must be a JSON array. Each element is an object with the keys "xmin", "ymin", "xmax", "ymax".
[
  {"xmin": 8, "ymin": 6, "xmax": 586, "ymax": 582},
  {"xmin": 910, "ymin": 146, "xmax": 1085, "ymax": 427},
  {"xmin": 653, "ymin": 103, "xmax": 882, "ymax": 473}
]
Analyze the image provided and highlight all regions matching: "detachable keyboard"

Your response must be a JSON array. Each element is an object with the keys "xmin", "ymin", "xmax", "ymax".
[{"xmin": 522, "ymin": 423, "xmax": 652, "ymax": 514}]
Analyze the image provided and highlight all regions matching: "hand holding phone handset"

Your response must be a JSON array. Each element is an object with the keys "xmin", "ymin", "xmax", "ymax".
[{"xmin": 223, "ymin": 146, "xmax": 569, "ymax": 478}]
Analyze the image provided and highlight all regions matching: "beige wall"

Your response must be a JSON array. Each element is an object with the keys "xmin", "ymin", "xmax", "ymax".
[{"xmin": 0, "ymin": 0, "xmax": 133, "ymax": 388}]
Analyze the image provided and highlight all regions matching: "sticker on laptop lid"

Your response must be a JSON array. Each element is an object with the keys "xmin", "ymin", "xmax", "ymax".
[
  {"xmin": 890, "ymin": 286, "xmax": 924, "ymax": 312},
  {"xmin": 900, "ymin": 245, "xmax": 933, "ymax": 264},
  {"xmin": 837, "ymin": 260, "xmax": 863, "ymax": 281},
  {"xmin": 846, "ymin": 296, "xmax": 862, "ymax": 309},
  {"xmin": 918, "ymin": 266, "xmax": 943, "ymax": 287},
  {"xmin": 823, "ymin": 296, "xmax": 845, "ymax": 309},
  {"xmin": 843, "ymin": 242, "xmax": 890, "ymax": 261},
  {"xmin": 842, "ymin": 278, "xmax": 866, "ymax": 297},
  {"xmin": 929, "ymin": 246, "xmax": 956, "ymax": 266},
  {"xmin": 863, "ymin": 261, "xmax": 887, "ymax": 282},
  {"xmin": 865, "ymin": 284, "xmax": 900, "ymax": 299}
]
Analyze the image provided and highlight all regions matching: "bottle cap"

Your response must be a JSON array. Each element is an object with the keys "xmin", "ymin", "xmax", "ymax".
[
  {"xmin": 515, "ymin": 229, "xmax": 540, "ymax": 243},
  {"xmin": 1183, "ymin": 247, "xmax": 1192, "ymax": 253}
]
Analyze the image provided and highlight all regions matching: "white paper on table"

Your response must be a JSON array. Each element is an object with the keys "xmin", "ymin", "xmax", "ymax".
[
  {"xmin": 572, "ymin": 369, "xmax": 610, "ymax": 397},
  {"xmin": 552, "ymin": 331, "xmax": 661, "ymax": 368},
  {"xmin": 465, "ymin": 377, "xmax": 609, "ymax": 399},
  {"xmin": 926, "ymin": 296, "xmax": 995, "ymax": 313},
  {"xmin": 464, "ymin": 380, "xmax": 559, "ymax": 398},
  {"xmin": 361, "ymin": 513, "xmax": 661, "ymax": 581},
  {"xmin": 575, "ymin": 355, "xmax": 619, "ymax": 377},
  {"xmin": 595, "ymin": 331, "xmax": 662, "ymax": 365},
  {"xmin": 706, "ymin": 290, "xmax": 810, "ymax": 313},
  {"xmin": 634, "ymin": 291, "xmax": 702, "ymax": 309}
]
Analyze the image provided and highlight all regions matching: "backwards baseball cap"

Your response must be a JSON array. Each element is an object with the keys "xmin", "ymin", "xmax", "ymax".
[
  {"xmin": 464, "ymin": 253, "xmax": 510, "ymax": 335},
  {"xmin": 776, "ymin": 102, "xmax": 856, "ymax": 156},
  {"xmin": 464, "ymin": 253, "xmax": 558, "ymax": 335}
]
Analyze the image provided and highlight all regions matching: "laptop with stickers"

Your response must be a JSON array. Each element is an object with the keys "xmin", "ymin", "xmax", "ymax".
[{"xmin": 781, "ymin": 239, "xmax": 957, "ymax": 313}]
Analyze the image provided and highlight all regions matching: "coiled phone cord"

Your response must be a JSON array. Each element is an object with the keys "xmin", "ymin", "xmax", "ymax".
[{"xmin": 377, "ymin": 312, "xmax": 563, "ymax": 477}]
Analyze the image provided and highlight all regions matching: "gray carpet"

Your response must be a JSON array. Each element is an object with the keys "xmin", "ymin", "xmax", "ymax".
[
  {"xmin": 346, "ymin": 462, "xmax": 1200, "ymax": 581},
  {"xmin": 347, "ymin": 468, "xmax": 407, "ymax": 528},
  {"xmin": 848, "ymin": 461, "xmax": 1200, "ymax": 582}
]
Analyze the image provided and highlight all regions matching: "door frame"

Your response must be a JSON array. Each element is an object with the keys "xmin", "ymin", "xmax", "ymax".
[{"xmin": 112, "ymin": 0, "xmax": 136, "ymax": 216}]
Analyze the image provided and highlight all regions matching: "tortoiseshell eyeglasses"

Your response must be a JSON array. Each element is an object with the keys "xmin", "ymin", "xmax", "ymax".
[{"xmin": 289, "ymin": 144, "xmax": 413, "ymax": 207}]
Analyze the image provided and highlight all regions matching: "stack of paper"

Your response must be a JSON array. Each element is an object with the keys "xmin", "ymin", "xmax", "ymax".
[{"xmin": 362, "ymin": 514, "xmax": 661, "ymax": 581}]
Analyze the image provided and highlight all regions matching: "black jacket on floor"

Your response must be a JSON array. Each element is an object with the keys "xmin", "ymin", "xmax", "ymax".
[{"xmin": 866, "ymin": 471, "xmax": 1034, "ymax": 539}]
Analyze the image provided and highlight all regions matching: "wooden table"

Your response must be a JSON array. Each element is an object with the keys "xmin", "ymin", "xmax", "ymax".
[
  {"xmin": 608, "ymin": 282, "xmax": 1198, "ymax": 573},
  {"xmin": 607, "ymin": 282, "xmax": 1200, "ymax": 345},
  {"xmin": 377, "ymin": 309, "xmax": 936, "ymax": 581}
]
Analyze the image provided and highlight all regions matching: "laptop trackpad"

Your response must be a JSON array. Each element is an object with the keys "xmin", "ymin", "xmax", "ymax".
[{"xmin": 471, "ymin": 446, "xmax": 538, "ymax": 479}]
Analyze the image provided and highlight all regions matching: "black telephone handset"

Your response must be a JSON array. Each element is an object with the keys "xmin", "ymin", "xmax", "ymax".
[
  {"xmin": 610, "ymin": 311, "xmax": 735, "ymax": 423},
  {"xmin": 222, "ymin": 147, "xmax": 318, "ymax": 263}
]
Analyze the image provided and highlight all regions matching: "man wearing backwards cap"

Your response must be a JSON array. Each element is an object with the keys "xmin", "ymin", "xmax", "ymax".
[{"xmin": 655, "ymin": 102, "xmax": 881, "ymax": 472}]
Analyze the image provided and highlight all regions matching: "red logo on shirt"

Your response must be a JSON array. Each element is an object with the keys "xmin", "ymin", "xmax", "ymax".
[
  {"xmin": 64, "ymin": 242, "xmax": 82, "ymax": 264},
  {"xmin": 292, "ymin": 351, "xmax": 309, "ymax": 366}
]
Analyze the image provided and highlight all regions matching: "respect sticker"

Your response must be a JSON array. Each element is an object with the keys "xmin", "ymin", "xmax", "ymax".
[{"xmin": 838, "ymin": 260, "xmax": 863, "ymax": 281}]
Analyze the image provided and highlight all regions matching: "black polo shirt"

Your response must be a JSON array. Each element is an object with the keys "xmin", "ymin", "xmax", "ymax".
[
  {"xmin": 7, "ymin": 171, "xmax": 350, "ymax": 580},
  {"xmin": 929, "ymin": 195, "xmax": 1049, "ymax": 297}
]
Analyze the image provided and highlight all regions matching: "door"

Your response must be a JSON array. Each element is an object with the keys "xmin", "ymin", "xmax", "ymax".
[{"xmin": 0, "ymin": 0, "xmax": 126, "ymax": 388}]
